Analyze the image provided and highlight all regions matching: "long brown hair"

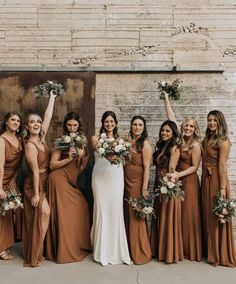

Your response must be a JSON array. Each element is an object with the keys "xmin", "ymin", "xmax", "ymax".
[{"xmin": 202, "ymin": 110, "xmax": 228, "ymax": 148}]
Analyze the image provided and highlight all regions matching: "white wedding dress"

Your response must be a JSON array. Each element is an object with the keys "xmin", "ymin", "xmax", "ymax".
[{"xmin": 91, "ymin": 156, "xmax": 132, "ymax": 266}]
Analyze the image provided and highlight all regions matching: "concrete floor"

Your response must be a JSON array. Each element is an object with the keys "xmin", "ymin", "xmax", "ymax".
[{"xmin": 1, "ymin": 243, "xmax": 236, "ymax": 284}]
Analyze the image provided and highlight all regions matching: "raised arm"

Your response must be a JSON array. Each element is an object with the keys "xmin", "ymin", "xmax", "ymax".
[
  {"xmin": 218, "ymin": 140, "xmax": 231, "ymax": 198},
  {"xmin": 41, "ymin": 91, "xmax": 57, "ymax": 139},
  {"xmin": 141, "ymin": 140, "xmax": 152, "ymax": 198},
  {"xmin": 164, "ymin": 92, "xmax": 177, "ymax": 124},
  {"xmin": 24, "ymin": 142, "xmax": 40, "ymax": 207},
  {"xmin": 0, "ymin": 138, "xmax": 6, "ymax": 199}
]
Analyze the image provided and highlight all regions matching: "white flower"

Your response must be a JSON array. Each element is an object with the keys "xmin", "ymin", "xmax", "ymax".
[
  {"xmin": 163, "ymin": 176, "xmax": 168, "ymax": 183},
  {"xmin": 4, "ymin": 205, "xmax": 10, "ymax": 211},
  {"xmin": 98, "ymin": 148, "xmax": 105, "ymax": 155},
  {"xmin": 70, "ymin": 132, "xmax": 77, "ymax": 138},
  {"xmin": 107, "ymin": 138, "xmax": 115, "ymax": 142},
  {"xmin": 118, "ymin": 139, "xmax": 124, "ymax": 145},
  {"xmin": 99, "ymin": 138, "xmax": 104, "ymax": 143},
  {"xmin": 160, "ymin": 186, "xmax": 168, "ymax": 194},
  {"xmin": 63, "ymin": 135, "xmax": 71, "ymax": 143},
  {"xmin": 114, "ymin": 145, "xmax": 121, "ymax": 153},
  {"xmin": 100, "ymin": 133, "xmax": 106, "ymax": 139},
  {"xmin": 9, "ymin": 201, "xmax": 15, "ymax": 209},
  {"xmin": 167, "ymin": 181, "xmax": 175, "ymax": 189},
  {"xmin": 142, "ymin": 207, "xmax": 153, "ymax": 214},
  {"xmin": 75, "ymin": 136, "xmax": 81, "ymax": 142},
  {"xmin": 160, "ymin": 80, "xmax": 167, "ymax": 87},
  {"xmin": 230, "ymin": 201, "xmax": 236, "ymax": 208},
  {"xmin": 103, "ymin": 143, "xmax": 108, "ymax": 149}
]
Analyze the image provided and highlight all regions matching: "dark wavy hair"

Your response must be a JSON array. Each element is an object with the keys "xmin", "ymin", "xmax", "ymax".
[
  {"xmin": 63, "ymin": 112, "xmax": 82, "ymax": 135},
  {"xmin": 0, "ymin": 112, "xmax": 23, "ymax": 136},
  {"xmin": 99, "ymin": 111, "xmax": 119, "ymax": 138},
  {"xmin": 129, "ymin": 115, "xmax": 148, "ymax": 152},
  {"xmin": 202, "ymin": 110, "xmax": 228, "ymax": 148},
  {"xmin": 153, "ymin": 120, "xmax": 179, "ymax": 166}
]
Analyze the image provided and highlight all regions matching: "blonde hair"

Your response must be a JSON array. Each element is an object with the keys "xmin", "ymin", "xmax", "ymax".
[
  {"xmin": 24, "ymin": 113, "xmax": 44, "ymax": 141},
  {"xmin": 180, "ymin": 117, "xmax": 201, "ymax": 152}
]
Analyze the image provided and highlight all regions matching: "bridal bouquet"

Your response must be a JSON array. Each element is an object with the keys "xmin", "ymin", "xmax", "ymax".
[
  {"xmin": 125, "ymin": 195, "xmax": 155, "ymax": 219},
  {"xmin": 156, "ymin": 174, "xmax": 184, "ymax": 202},
  {"xmin": 54, "ymin": 132, "xmax": 87, "ymax": 158},
  {"xmin": 212, "ymin": 193, "xmax": 236, "ymax": 224},
  {"xmin": 33, "ymin": 80, "xmax": 65, "ymax": 97},
  {"xmin": 0, "ymin": 192, "xmax": 24, "ymax": 216},
  {"xmin": 158, "ymin": 79, "xmax": 181, "ymax": 100},
  {"xmin": 96, "ymin": 133, "xmax": 131, "ymax": 165}
]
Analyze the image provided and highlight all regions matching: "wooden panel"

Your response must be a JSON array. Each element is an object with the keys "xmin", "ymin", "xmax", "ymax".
[{"xmin": 0, "ymin": 72, "xmax": 96, "ymax": 146}]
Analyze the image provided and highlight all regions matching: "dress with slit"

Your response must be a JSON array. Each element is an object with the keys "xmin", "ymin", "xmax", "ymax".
[{"xmin": 22, "ymin": 142, "xmax": 49, "ymax": 267}]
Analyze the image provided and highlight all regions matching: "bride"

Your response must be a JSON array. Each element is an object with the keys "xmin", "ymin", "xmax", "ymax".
[{"xmin": 90, "ymin": 111, "xmax": 131, "ymax": 266}]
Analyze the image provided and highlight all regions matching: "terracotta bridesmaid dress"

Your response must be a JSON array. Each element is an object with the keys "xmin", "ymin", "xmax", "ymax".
[
  {"xmin": 45, "ymin": 157, "xmax": 91, "ymax": 263},
  {"xmin": 178, "ymin": 149, "xmax": 202, "ymax": 261},
  {"xmin": 150, "ymin": 156, "xmax": 184, "ymax": 264},
  {"xmin": 0, "ymin": 137, "xmax": 23, "ymax": 255},
  {"xmin": 124, "ymin": 148, "xmax": 152, "ymax": 264},
  {"xmin": 22, "ymin": 142, "xmax": 49, "ymax": 267},
  {"xmin": 201, "ymin": 142, "xmax": 236, "ymax": 267}
]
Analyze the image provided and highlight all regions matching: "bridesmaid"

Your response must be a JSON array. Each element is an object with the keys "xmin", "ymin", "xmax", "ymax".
[
  {"xmin": 22, "ymin": 92, "xmax": 56, "ymax": 267},
  {"xmin": 45, "ymin": 112, "xmax": 91, "ymax": 264},
  {"xmin": 164, "ymin": 94, "xmax": 202, "ymax": 261},
  {"xmin": 0, "ymin": 112, "xmax": 23, "ymax": 260},
  {"xmin": 124, "ymin": 115, "xmax": 152, "ymax": 264},
  {"xmin": 150, "ymin": 120, "xmax": 184, "ymax": 264},
  {"xmin": 201, "ymin": 110, "xmax": 236, "ymax": 267}
]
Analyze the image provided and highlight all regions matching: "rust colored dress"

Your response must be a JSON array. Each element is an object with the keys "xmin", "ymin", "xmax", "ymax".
[
  {"xmin": 150, "ymin": 156, "xmax": 184, "ymax": 263},
  {"xmin": 22, "ymin": 142, "xmax": 49, "ymax": 267},
  {"xmin": 201, "ymin": 142, "xmax": 236, "ymax": 267},
  {"xmin": 45, "ymin": 157, "xmax": 91, "ymax": 264},
  {"xmin": 124, "ymin": 149, "xmax": 152, "ymax": 264},
  {"xmin": 177, "ymin": 149, "xmax": 202, "ymax": 261},
  {"xmin": 0, "ymin": 137, "xmax": 23, "ymax": 253}
]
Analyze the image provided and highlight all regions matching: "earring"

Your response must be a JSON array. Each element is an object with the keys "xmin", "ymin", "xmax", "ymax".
[{"xmin": 16, "ymin": 128, "xmax": 19, "ymax": 133}]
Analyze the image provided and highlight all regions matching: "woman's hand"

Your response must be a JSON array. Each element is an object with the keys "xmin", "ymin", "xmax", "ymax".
[
  {"xmin": 220, "ymin": 188, "xmax": 227, "ymax": 199},
  {"xmin": 31, "ymin": 194, "xmax": 40, "ymax": 207},
  {"xmin": 68, "ymin": 147, "xmax": 78, "ymax": 160},
  {"xmin": 0, "ymin": 189, "xmax": 6, "ymax": 200},
  {"xmin": 168, "ymin": 172, "xmax": 180, "ymax": 182},
  {"xmin": 106, "ymin": 154, "xmax": 118, "ymax": 162},
  {"xmin": 142, "ymin": 189, "xmax": 149, "ymax": 199},
  {"xmin": 49, "ymin": 89, "xmax": 58, "ymax": 98}
]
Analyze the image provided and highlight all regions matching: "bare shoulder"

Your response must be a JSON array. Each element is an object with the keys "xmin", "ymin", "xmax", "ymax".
[
  {"xmin": 220, "ymin": 138, "xmax": 231, "ymax": 150},
  {"xmin": 192, "ymin": 141, "xmax": 201, "ymax": 150},
  {"xmin": 25, "ymin": 141, "xmax": 38, "ymax": 152},
  {"xmin": 143, "ymin": 140, "xmax": 152, "ymax": 151},
  {"xmin": 171, "ymin": 145, "xmax": 180, "ymax": 154}
]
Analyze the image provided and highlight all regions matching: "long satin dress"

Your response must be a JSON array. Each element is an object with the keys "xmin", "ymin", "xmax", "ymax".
[
  {"xmin": 22, "ymin": 142, "xmax": 49, "ymax": 267},
  {"xmin": 91, "ymin": 156, "xmax": 131, "ymax": 266},
  {"xmin": 178, "ymin": 149, "xmax": 202, "ymax": 261},
  {"xmin": 45, "ymin": 157, "xmax": 91, "ymax": 263},
  {"xmin": 151, "ymin": 156, "xmax": 184, "ymax": 263},
  {"xmin": 124, "ymin": 148, "xmax": 152, "ymax": 264},
  {"xmin": 0, "ymin": 137, "xmax": 23, "ymax": 253},
  {"xmin": 201, "ymin": 142, "xmax": 236, "ymax": 267}
]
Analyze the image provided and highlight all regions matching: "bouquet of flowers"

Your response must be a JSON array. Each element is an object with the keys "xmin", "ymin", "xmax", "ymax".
[
  {"xmin": 0, "ymin": 192, "xmax": 24, "ymax": 216},
  {"xmin": 125, "ymin": 195, "xmax": 155, "ymax": 219},
  {"xmin": 54, "ymin": 132, "xmax": 87, "ymax": 158},
  {"xmin": 156, "ymin": 174, "xmax": 184, "ymax": 202},
  {"xmin": 96, "ymin": 133, "xmax": 131, "ymax": 165},
  {"xmin": 212, "ymin": 192, "xmax": 236, "ymax": 224},
  {"xmin": 33, "ymin": 80, "xmax": 65, "ymax": 97},
  {"xmin": 158, "ymin": 79, "xmax": 181, "ymax": 100}
]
